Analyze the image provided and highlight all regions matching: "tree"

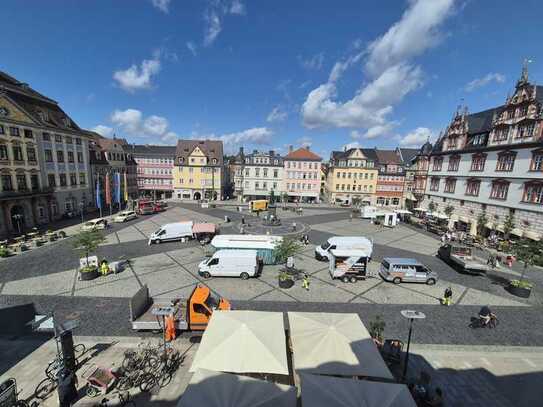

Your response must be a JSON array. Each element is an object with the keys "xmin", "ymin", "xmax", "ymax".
[
  {"xmin": 503, "ymin": 213, "xmax": 515, "ymax": 239},
  {"xmin": 368, "ymin": 315, "xmax": 386, "ymax": 343},
  {"xmin": 512, "ymin": 238, "xmax": 542, "ymax": 283},
  {"xmin": 444, "ymin": 204, "xmax": 454, "ymax": 218},
  {"xmin": 476, "ymin": 212, "xmax": 488, "ymax": 237},
  {"xmin": 72, "ymin": 230, "xmax": 105, "ymax": 267},
  {"xmin": 269, "ymin": 189, "xmax": 275, "ymax": 205},
  {"xmin": 427, "ymin": 201, "xmax": 437, "ymax": 213},
  {"xmin": 272, "ymin": 236, "xmax": 303, "ymax": 264}
]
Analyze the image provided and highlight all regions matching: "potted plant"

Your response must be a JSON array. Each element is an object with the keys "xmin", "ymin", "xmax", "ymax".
[
  {"xmin": 506, "ymin": 238, "xmax": 540, "ymax": 298},
  {"xmin": 273, "ymin": 237, "xmax": 303, "ymax": 289},
  {"xmin": 0, "ymin": 246, "xmax": 10, "ymax": 258},
  {"xmin": 278, "ymin": 271, "xmax": 294, "ymax": 289},
  {"xmin": 73, "ymin": 230, "xmax": 105, "ymax": 281},
  {"xmin": 368, "ymin": 315, "xmax": 386, "ymax": 344}
]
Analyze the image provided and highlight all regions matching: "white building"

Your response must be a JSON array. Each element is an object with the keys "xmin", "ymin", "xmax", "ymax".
[
  {"xmin": 423, "ymin": 66, "xmax": 543, "ymax": 240},
  {"xmin": 232, "ymin": 149, "xmax": 283, "ymax": 201}
]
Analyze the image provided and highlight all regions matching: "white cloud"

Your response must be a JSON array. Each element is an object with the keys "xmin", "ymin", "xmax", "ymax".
[
  {"xmin": 342, "ymin": 141, "xmax": 361, "ymax": 150},
  {"xmin": 301, "ymin": 0, "xmax": 455, "ymax": 138},
  {"xmin": 218, "ymin": 127, "xmax": 273, "ymax": 145},
  {"xmin": 266, "ymin": 106, "xmax": 288, "ymax": 123},
  {"xmin": 464, "ymin": 73, "xmax": 506, "ymax": 92},
  {"xmin": 351, "ymin": 122, "xmax": 397, "ymax": 140},
  {"xmin": 299, "ymin": 52, "xmax": 325, "ymax": 70},
  {"xmin": 111, "ymin": 109, "xmax": 143, "ymax": 133},
  {"xmin": 398, "ymin": 127, "xmax": 435, "ymax": 147},
  {"xmin": 91, "ymin": 125, "xmax": 114, "ymax": 137},
  {"xmin": 151, "ymin": 0, "xmax": 171, "ymax": 13},
  {"xmin": 230, "ymin": 0, "xmax": 245, "ymax": 15},
  {"xmin": 161, "ymin": 131, "xmax": 179, "ymax": 144},
  {"xmin": 113, "ymin": 57, "xmax": 161, "ymax": 93},
  {"xmin": 143, "ymin": 115, "xmax": 169, "ymax": 137},
  {"xmin": 186, "ymin": 41, "xmax": 197, "ymax": 56},
  {"xmin": 204, "ymin": 10, "xmax": 222, "ymax": 46},
  {"xmin": 297, "ymin": 136, "xmax": 313, "ymax": 148}
]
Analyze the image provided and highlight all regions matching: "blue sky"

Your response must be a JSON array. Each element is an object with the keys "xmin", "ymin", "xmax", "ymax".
[{"xmin": 1, "ymin": 0, "xmax": 542, "ymax": 158}]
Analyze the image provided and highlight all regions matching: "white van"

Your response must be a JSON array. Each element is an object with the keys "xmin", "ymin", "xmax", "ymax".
[
  {"xmin": 198, "ymin": 250, "xmax": 263, "ymax": 279},
  {"xmin": 148, "ymin": 221, "xmax": 193, "ymax": 244},
  {"xmin": 361, "ymin": 206, "xmax": 378, "ymax": 219},
  {"xmin": 315, "ymin": 236, "xmax": 373, "ymax": 261}
]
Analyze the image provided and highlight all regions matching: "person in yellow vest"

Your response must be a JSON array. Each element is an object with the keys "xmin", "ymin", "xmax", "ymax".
[
  {"xmin": 100, "ymin": 260, "xmax": 110, "ymax": 276},
  {"xmin": 441, "ymin": 287, "xmax": 452, "ymax": 306},
  {"xmin": 302, "ymin": 274, "xmax": 310, "ymax": 291}
]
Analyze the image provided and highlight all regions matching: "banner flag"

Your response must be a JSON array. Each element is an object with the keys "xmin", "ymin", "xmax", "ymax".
[{"xmin": 105, "ymin": 172, "xmax": 111, "ymax": 205}]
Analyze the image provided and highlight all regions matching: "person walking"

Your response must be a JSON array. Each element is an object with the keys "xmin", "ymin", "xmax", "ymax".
[
  {"xmin": 292, "ymin": 221, "xmax": 297, "ymax": 232},
  {"xmin": 302, "ymin": 274, "xmax": 310, "ymax": 291},
  {"xmin": 349, "ymin": 212, "xmax": 353, "ymax": 222},
  {"xmin": 441, "ymin": 286, "xmax": 453, "ymax": 306}
]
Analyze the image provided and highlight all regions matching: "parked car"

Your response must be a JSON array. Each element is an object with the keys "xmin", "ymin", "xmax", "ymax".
[
  {"xmin": 379, "ymin": 257, "xmax": 438, "ymax": 285},
  {"xmin": 82, "ymin": 218, "xmax": 108, "ymax": 231},
  {"xmin": 113, "ymin": 210, "xmax": 137, "ymax": 223},
  {"xmin": 198, "ymin": 250, "xmax": 263, "ymax": 279}
]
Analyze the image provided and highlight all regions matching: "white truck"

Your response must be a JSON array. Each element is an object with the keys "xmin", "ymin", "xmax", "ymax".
[
  {"xmin": 198, "ymin": 250, "xmax": 263, "ymax": 279},
  {"xmin": 315, "ymin": 236, "xmax": 373, "ymax": 261},
  {"xmin": 148, "ymin": 222, "xmax": 193, "ymax": 244}
]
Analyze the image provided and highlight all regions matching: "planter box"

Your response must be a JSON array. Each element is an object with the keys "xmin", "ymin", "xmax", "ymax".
[
  {"xmin": 278, "ymin": 278, "xmax": 294, "ymax": 289},
  {"xmin": 79, "ymin": 268, "xmax": 99, "ymax": 281},
  {"xmin": 506, "ymin": 284, "xmax": 532, "ymax": 298}
]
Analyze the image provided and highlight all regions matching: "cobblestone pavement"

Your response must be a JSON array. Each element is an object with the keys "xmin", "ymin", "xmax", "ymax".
[{"xmin": 1, "ymin": 336, "xmax": 542, "ymax": 407}]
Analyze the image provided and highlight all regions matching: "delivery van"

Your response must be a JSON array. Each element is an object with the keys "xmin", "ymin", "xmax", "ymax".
[
  {"xmin": 315, "ymin": 236, "xmax": 373, "ymax": 261},
  {"xmin": 198, "ymin": 250, "xmax": 263, "ymax": 279},
  {"xmin": 379, "ymin": 257, "xmax": 438, "ymax": 285},
  {"xmin": 148, "ymin": 221, "xmax": 193, "ymax": 244}
]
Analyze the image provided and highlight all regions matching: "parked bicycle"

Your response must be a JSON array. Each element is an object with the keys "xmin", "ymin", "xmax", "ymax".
[
  {"xmin": 0, "ymin": 378, "xmax": 38, "ymax": 407},
  {"xmin": 98, "ymin": 391, "xmax": 136, "ymax": 407}
]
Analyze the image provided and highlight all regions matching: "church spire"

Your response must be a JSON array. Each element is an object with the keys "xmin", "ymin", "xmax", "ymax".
[{"xmin": 518, "ymin": 58, "xmax": 531, "ymax": 86}]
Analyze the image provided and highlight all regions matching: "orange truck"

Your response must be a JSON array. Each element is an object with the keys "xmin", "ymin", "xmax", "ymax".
[{"xmin": 129, "ymin": 284, "xmax": 230, "ymax": 331}]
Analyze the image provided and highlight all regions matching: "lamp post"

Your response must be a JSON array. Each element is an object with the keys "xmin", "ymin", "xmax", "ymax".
[{"xmin": 400, "ymin": 309, "xmax": 426, "ymax": 382}]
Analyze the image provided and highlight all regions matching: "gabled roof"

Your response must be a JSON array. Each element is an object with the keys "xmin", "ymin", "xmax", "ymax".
[
  {"xmin": 375, "ymin": 149, "xmax": 401, "ymax": 164},
  {"xmin": 176, "ymin": 139, "xmax": 224, "ymax": 165},
  {"xmin": 397, "ymin": 148, "xmax": 419, "ymax": 164},
  {"xmin": 466, "ymin": 107, "xmax": 501, "ymax": 134},
  {"xmin": 284, "ymin": 147, "xmax": 322, "ymax": 161},
  {"xmin": 330, "ymin": 148, "xmax": 378, "ymax": 162},
  {"xmin": 128, "ymin": 144, "xmax": 177, "ymax": 155}
]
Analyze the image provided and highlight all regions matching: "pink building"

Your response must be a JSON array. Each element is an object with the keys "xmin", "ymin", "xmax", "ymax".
[
  {"xmin": 283, "ymin": 146, "xmax": 322, "ymax": 203},
  {"xmin": 128, "ymin": 145, "xmax": 176, "ymax": 200}
]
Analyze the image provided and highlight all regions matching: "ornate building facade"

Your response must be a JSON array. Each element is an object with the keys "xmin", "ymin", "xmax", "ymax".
[
  {"xmin": 129, "ymin": 145, "xmax": 176, "ymax": 200},
  {"xmin": 422, "ymin": 65, "xmax": 543, "ymax": 239},
  {"xmin": 283, "ymin": 146, "xmax": 322, "ymax": 203}
]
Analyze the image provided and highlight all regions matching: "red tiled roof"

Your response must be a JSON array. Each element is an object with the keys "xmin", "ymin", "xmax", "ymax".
[{"xmin": 285, "ymin": 147, "xmax": 322, "ymax": 161}]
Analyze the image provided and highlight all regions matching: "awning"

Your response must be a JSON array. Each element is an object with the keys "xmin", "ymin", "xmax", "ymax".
[
  {"xmin": 362, "ymin": 197, "xmax": 372, "ymax": 202},
  {"xmin": 178, "ymin": 369, "xmax": 296, "ymax": 407},
  {"xmin": 288, "ymin": 312, "xmax": 393, "ymax": 380},
  {"xmin": 394, "ymin": 209, "xmax": 413, "ymax": 215},
  {"xmin": 428, "ymin": 212, "xmax": 448, "ymax": 220},
  {"xmin": 404, "ymin": 192, "xmax": 417, "ymax": 201},
  {"xmin": 301, "ymin": 373, "xmax": 417, "ymax": 407},
  {"xmin": 511, "ymin": 228, "xmax": 524, "ymax": 237},
  {"xmin": 413, "ymin": 207, "xmax": 425, "ymax": 212},
  {"xmin": 524, "ymin": 231, "xmax": 541, "ymax": 241},
  {"xmin": 190, "ymin": 310, "xmax": 289, "ymax": 375},
  {"xmin": 192, "ymin": 223, "xmax": 216, "ymax": 234}
]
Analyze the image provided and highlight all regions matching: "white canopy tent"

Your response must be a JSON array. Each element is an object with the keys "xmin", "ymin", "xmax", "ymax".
[
  {"xmin": 178, "ymin": 369, "xmax": 296, "ymax": 407},
  {"xmin": 190, "ymin": 310, "xmax": 289, "ymax": 375},
  {"xmin": 288, "ymin": 312, "xmax": 393, "ymax": 379},
  {"xmin": 301, "ymin": 373, "xmax": 417, "ymax": 407},
  {"xmin": 394, "ymin": 209, "xmax": 413, "ymax": 215}
]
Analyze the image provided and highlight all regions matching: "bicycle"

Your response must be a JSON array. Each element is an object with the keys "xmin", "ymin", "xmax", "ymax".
[
  {"xmin": 45, "ymin": 343, "xmax": 86, "ymax": 380},
  {"xmin": 154, "ymin": 348, "xmax": 184, "ymax": 388},
  {"xmin": 99, "ymin": 391, "xmax": 136, "ymax": 407},
  {"xmin": 469, "ymin": 313, "xmax": 499, "ymax": 329}
]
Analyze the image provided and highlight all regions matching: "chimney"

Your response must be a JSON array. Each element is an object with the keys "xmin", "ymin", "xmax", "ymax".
[
  {"xmin": 239, "ymin": 147, "xmax": 244, "ymax": 155},
  {"xmin": 288, "ymin": 145, "xmax": 293, "ymax": 153},
  {"xmin": 305, "ymin": 145, "xmax": 310, "ymax": 151},
  {"xmin": 269, "ymin": 150, "xmax": 275, "ymax": 157},
  {"xmin": 343, "ymin": 145, "xmax": 347, "ymax": 152},
  {"xmin": 253, "ymin": 149, "xmax": 258, "ymax": 155}
]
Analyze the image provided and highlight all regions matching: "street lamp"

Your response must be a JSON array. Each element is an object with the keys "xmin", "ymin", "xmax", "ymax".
[
  {"xmin": 79, "ymin": 201, "xmax": 84, "ymax": 224},
  {"xmin": 12, "ymin": 214, "xmax": 23, "ymax": 235},
  {"xmin": 400, "ymin": 309, "xmax": 426, "ymax": 382}
]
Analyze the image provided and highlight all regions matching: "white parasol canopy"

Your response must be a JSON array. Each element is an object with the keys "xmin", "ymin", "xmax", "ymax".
[
  {"xmin": 301, "ymin": 373, "xmax": 417, "ymax": 407},
  {"xmin": 413, "ymin": 207, "xmax": 425, "ymax": 211},
  {"xmin": 190, "ymin": 310, "xmax": 289, "ymax": 375},
  {"xmin": 394, "ymin": 209, "xmax": 413, "ymax": 215},
  {"xmin": 178, "ymin": 369, "xmax": 296, "ymax": 407},
  {"xmin": 288, "ymin": 312, "xmax": 393, "ymax": 379}
]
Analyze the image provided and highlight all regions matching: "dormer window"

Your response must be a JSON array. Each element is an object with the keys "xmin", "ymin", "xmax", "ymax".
[
  {"xmin": 179, "ymin": 157, "xmax": 184, "ymax": 164},
  {"xmin": 212, "ymin": 158, "xmax": 217, "ymax": 164}
]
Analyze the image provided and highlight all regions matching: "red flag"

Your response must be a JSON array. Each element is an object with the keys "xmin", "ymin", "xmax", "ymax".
[{"xmin": 105, "ymin": 172, "xmax": 112, "ymax": 205}]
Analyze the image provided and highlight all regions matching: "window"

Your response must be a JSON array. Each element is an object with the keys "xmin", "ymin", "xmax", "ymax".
[
  {"xmin": 432, "ymin": 157, "xmax": 443, "ymax": 171},
  {"xmin": 470, "ymin": 154, "xmax": 486, "ymax": 171},
  {"xmin": 263, "ymin": 168, "xmax": 268, "ymax": 177},
  {"xmin": 0, "ymin": 124, "xmax": 4, "ymax": 134},
  {"xmin": 490, "ymin": 180, "xmax": 509, "ymax": 200},
  {"xmin": 55, "ymin": 134, "xmax": 62, "ymax": 142},
  {"xmin": 444, "ymin": 178, "xmax": 456, "ymax": 193},
  {"xmin": 48, "ymin": 174, "xmax": 56, "ymax": 187},
  {"xmin": 13, "ymin": 146, "xmax": 23, "ymax": 161},
  {"xmin": 448, "ymin": 155, "xmax": 460, "ymax": 171},
  {"xmin": 10, "ymin": 127, "xmax": 20, "ymax": 136},
  {"xmin": 59, "ymin": 174, "xmax": 67, "ymax": 187},
  {"xmin": 496, "ymin": 152, "xmax": 516, "ymax": 172},
  {"xmin": 516, "ymin": 123, "xmax": 535, "ymax": 139},
  {"xmin": 70, "ymin": 173, "xmax": 77, "ymax": 185},
  {"xmin": 493, "ymin": 127, "xmax": 509, "ymax": 141},
  {"xmin": 16, "ymin": 174, "xmax": 27, "ymax": 190},
  {"xmin": 523, "ymin": 182, "xmax": 543, "ymax": 204},
  {"xmin": 2, "ymin": 175, "xmax": 13, "ymax": 191},
  {"xmin": 77, "ymin": 152, "xmax": 83, "ymax": 162},
  {"xmin": 530, "ymin": 150, "xmax": 543, "ymax": 171},
  {"xmin": 68, "ymin": 151, "xmax": 74, "ymax": 163},
  {"xmin": 38, "ymin": 206, "xmax": 45, "ymax": 218},
  {"xmin": 44, "ymin": 149, "xmax": 53, "ymax": 162},
  {"xmin": 0, "ymin": 144, "xmax": 8, "ymax": 160},
  {"xmin": 255, "ymin": 168, "xmax": 260, "ymax": 177},
  {"xmin": 430, "ymin": 177, "xmax": 440, "ymax": 191},
  {"xmin": 24, "ymin": 129, "xmax": 33, "ymax": 138},
  {"xmin": 57, "ymin": 150, "xmax": 64, "ymax": 162},
  {"xmin": 31, "ymin": 174, "xmax": 39, "ymax": 190},
  {"xmin": 255, "ymin": 182, "xmax": 260, "ymax": 189},
  {"xmin": 465, "ymin": 179, "xmax": 480, "ymax": 196},
  {"xmin": 75, "ymin": 138, "xmax": 81, "ymax": 145},
  {"xmin": 26, "ymin": 146, "xmax": 36, "ymax": 162}
]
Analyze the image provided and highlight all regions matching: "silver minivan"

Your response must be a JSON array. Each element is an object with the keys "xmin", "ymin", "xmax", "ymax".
[{"xmin": 379, "ymin": 257, "xmax": 438, "ymax": 285}]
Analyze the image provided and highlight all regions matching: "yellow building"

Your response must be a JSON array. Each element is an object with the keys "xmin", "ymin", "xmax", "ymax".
[
  {"xmin": 326, "ymin": 148, "xmax": 378, "ymax": 205},
  {"xmin": 173, "ymin": 140, "xmax": 224, "ymax": 200}
]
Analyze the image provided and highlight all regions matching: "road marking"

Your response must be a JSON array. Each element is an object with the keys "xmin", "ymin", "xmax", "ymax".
[
  {"xmin": 454, "ymin": 287, "xmax": 469, "ymax": 305},
  {"xmin": 523, "ymin": 358, "xmax": 537, "ymax": 368}
]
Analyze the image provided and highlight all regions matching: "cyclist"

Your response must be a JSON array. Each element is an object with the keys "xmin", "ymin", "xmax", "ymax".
[{"xmin": 478, "ymin": 305, "xmax": 493, "ymax": 326}]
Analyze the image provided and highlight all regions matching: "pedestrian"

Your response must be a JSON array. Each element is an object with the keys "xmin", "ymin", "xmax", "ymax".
[
  {"xmin": 241, "ymin": 216, "xmax": 245, "ymax": 225},
  {"xmin": 441, "ymin": 234, "xmax": 446, "ymax": 244},
  {"xmin": 302, "ymin": 274, "xmax": 310, "ymax": 291},
  {"xmin": 292, "ymin": 221, "xmax": 297, "ymax": 232},
  {"xmin": 100, "ymin": 260, "xmax": 110, "ymax": 276},
  {"xmin": 350, "ymin": 212, "xmax": 353, "ymax": 222},
  {"xmin": 441, "ymin": 287, "xmax": 452, "ymax": 306}
]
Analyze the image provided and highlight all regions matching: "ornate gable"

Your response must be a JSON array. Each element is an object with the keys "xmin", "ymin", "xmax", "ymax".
[{"xmin": 0, "ymin": 94, "xmax": 38, "ymax": 125}]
